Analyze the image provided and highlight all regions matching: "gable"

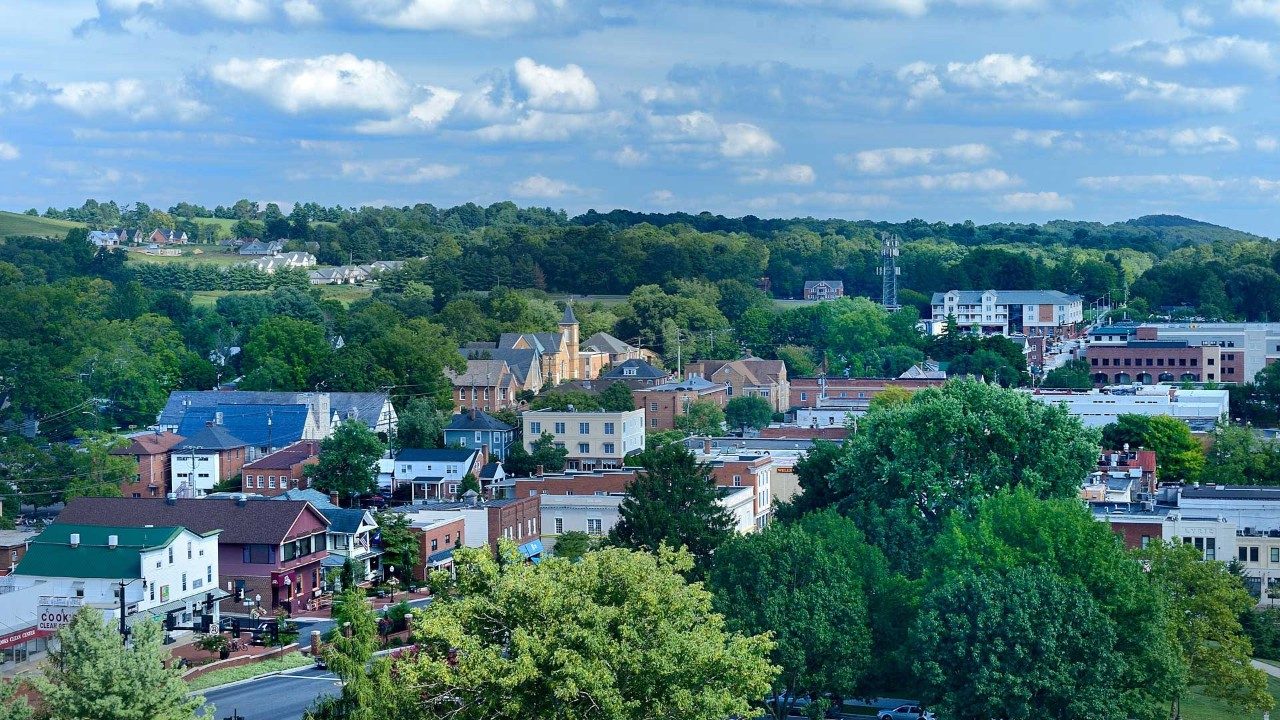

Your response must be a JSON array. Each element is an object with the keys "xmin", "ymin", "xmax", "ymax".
[{"xmin": 284, "ymin": 504, "xmax": 330, "ymax": 541}]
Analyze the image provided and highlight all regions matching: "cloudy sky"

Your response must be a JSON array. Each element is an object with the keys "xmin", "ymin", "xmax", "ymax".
[{"xmin": 3, "ymin": 1, "xmax": 1280, "ymax": 234}]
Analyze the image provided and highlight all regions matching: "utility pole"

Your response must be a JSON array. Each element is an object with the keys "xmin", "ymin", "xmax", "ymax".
[{"xmin": 877, "ymin": 231, "xmax": 902, "ymax": 311}]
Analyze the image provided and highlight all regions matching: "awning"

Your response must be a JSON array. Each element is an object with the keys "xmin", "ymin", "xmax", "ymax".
[
  {"xmin": 427, "ymin": 549, "xmax": 454, "ymax": 566},
  {"xmin": 132, "ymin": 588, "xmax": 230, "ymax": 626},
  {"xmin": 518, "ymin": 540, "xmax": 544, "ymax": 562}
]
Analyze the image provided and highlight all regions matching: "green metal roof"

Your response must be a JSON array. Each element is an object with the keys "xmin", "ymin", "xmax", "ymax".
[{"xmin": 14, "ymin": 524, "xmax": 191, "ymax": 580}]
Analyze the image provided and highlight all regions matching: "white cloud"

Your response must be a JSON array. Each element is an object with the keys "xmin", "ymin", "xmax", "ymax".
[
  {"xmin": 648, "ymin": 111, "xmax": 723, "ymax": 143},
  {"xmin": 946, "ymin": 54, "xmax": 1043, "ymax": 87},
  {"xmin": 210, "ymin": 54, "xmax": 409, "ymax": 114},
  {"xmin": 355, "ymin": 86, "xmax": 461, "ymax": 134},
  {"xmin": 741, "ymin": 191, "xmax": 893, "ymax": 212},
  {"xmin": 1233, "ymin": 0, "xmax": 1280, "ymax": 22},
  {"xmin": 740, "ymin": 164, "xmax": 816, "ymax": 184},
  {"xmin": 1077, "ymin": 174, "xmax": 1227, "ymax": 195},
  {"xmin": 611, "ymin": 145, "xmax": 649, "ymax": 167},
  {"xmin": 720, "ymin": 123, "xmax": 780, "ymax": 157},
  {"xmin": 1093, "ymin": 70, "xmax": 1245, "ymax": 111},
  {"xmin": 1012, "ymin": 129, "xmax": 1064, "ymax": 148},
  {"xmin": 1258, "ymin": 136, "xmax": 1279, "ymax": 152},
  {"xmin": 282, "ymin": 0, "xmax": 321, "ymax": 23},
  {"xmin": 0, "ymin": 142, "xmax": 18, "ymax": 161},
  {"xmin": 51, "ymin": 79, "xmax": 207, "ymax": 121},
  {"xmin": 513, "ymin": 57, "xmax": 598, "ymax": 112},
  {"xmin": 882, "ymin": 168, "xmax": 1019, "ymax": 191},
  {"xmin": 843, "ymin": 143, "xmax": 993, "ymax": 173},
  {"xmin": 1122, "ymin": 35, "xmax": 1275, "ymax": 70},
  {"xmin": 648, "ymin": 189, "xmax": 677, "ymax": 205},
  {"xmin": 475, "ymin": 111, "xmax": 616, "ymax": 142},
  {"xmin": 996, "ymin": 191, "xmax": 1073, "ymax": 211},
  {"xmin": 511, "ymin": 174, "xmax": 581, "ymax": 199},
  {"xmin": 1167, "ymin": 126, "xmax": 1239, "ymax": 153},
  {"xmin": 340, "ymin": 159, "xmax": 461, "ymax": 183}
]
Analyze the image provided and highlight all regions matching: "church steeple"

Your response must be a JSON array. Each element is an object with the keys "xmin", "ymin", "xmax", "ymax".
[
  {"xmin": 560, "ymin": 301, "xmax": 580, "ymax": 380},
  {"xmin": 561, "ymin": 301, "xmax": 577, "ymax": 326}
]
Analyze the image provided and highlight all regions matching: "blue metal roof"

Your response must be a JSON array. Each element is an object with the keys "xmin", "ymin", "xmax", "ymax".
[
  {"xmin": 177, "ymin": 404, "xmax": 308, "ymax": 448},
  {"xmin": 427, "ymin": 549, "xmax": 454, "ymax": 564}
]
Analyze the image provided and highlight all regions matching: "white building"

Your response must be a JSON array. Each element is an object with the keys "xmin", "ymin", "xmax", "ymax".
[
  {"xmin": 537, "ymin": 486, "xmax": 758, "ymax": 541},
  {"xmin": 930, "ymin": 290, "xmax": 1084, "ymax": 337},
  {"xmin": 795, "ymin": 407, "xmax": 858, "ymax": 428},
  {"xmin": 5, "ymin": 523, "xmax": 222, "ymax": 637},
  {"xmin": 1024, "ymin": 385, "xmax": 1229, "ymax": 429},
  {"xmin": 523, "ymin": 408, "xmax": 646, "ymax": 470},
  {"xmin": 392, "ymin": 448, "xmax": 481, "ymax": 501}
]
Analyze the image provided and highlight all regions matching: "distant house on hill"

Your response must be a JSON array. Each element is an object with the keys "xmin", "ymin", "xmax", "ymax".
[
  {"xmin": 240, "ymin": 240, "xmax": 285, "ymax": 256},
  {"xmin": 149, "ymin": 228, "xmax": 188, "ymax": 244},
  {"xmin": 803, "ymin": 280, "xmax": 844, "ymax": 301}
]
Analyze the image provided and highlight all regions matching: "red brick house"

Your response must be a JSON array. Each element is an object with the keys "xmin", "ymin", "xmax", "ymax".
[
  {"xmin": 790, "ymin": 376, "xmax": 945, "ymax": 409},
  {"xmin": 241, "ymin": 440, "xmax": 322, "ymax": 496},
  {"xmin": 400, "ymin": 494, "xmax": 542, "ymax": 560},
  {"xmin": 57, "ymin": 496, "xmax": 330, "ymax": 614},
  {"xmin": 409, "ymin": 516, "xmax": 466, "ymax": 582},
  {"xmin": 634, "ymin": 377, "xmax": 728, "ymax": 431},
  {"xmin": 111, "ymin": 431, "xmax": 185, "ymax": 498},
  {"xmin": 0, "ymin": 530, "xmax": 34, "ymax": 576}
]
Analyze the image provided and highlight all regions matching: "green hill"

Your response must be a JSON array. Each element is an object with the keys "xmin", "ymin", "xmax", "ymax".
[
  {"xmin": 0, "ymin": 211, "xmax": 85, "ymax": 238},
  {"xmin": 1124, "ymin": 214, "xmax": 1270, "ymax": 245}
]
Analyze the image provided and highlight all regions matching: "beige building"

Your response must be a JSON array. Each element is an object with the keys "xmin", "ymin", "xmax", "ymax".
[
  {"xmin": 522, "ymin": 408, "xmax": 646, "ymax": 470},
  {"xmin": 685, "ymin": 357, "xmax": 790, "ymax": 413}
]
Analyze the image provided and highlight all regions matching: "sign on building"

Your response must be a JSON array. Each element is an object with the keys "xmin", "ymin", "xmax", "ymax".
[{"xmin": 37, "ymin": 596, "xmax": 84, "ymax": 632}]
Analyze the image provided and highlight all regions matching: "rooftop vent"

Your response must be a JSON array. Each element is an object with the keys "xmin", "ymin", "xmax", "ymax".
[{"xmin": 69, "ymin": 533, "xmax": 80, "ymax": 548}]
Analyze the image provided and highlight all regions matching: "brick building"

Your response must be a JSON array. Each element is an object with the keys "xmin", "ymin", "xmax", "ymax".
[
  {"xmin": 170, "ymin": 423, "xmax": 249, "ymax": 497},
  {"xmin": 409, "ymin": 516, "xmax": 466, "ymax": 582},
  {"xmin": 0, "ymin": 530, "xmax": 35, "ymax": 576},
  {"xmin": 790, "ymin": 376, "xmax": 945, "ymax": 410},
  {"xmin": 111, "ymin": 430, "xmax": 185, "ymax": 498},
  {"xmin": 445, "ymin": 359, "xmax": 522, "ymax": 414},
  {"xmin": 398, "ymin": 494, "xmax": 542, "ymax": 561},
  {"xmin": 634, "ymin": 377, "xmax": 728, "ymax": 431},
  {"xmin": 685, "ymin": 358, "xmax": 789, "ymax": 412},
  {"xmin": 241, "ymin": 440, "xmax": 322, "ymax": 496},
  {"xmin": 1085, "ymin": 325, "xmax": 1241, "ymax": 385}
]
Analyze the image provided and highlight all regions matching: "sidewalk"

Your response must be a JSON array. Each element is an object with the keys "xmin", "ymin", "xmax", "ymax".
[{"xmin": 286, "ymin": 588, "xmax": 432, "ymax": 621}]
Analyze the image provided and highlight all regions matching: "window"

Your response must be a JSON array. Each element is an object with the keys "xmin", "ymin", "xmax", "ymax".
[
  {"xmin": 650, "ymin": 419, "xmax": 658, "ymax": 428},
  {"xmin": 578, "ymin": 443, "xmax": 590, "ymax": 454},
  {"xmin": 554, "ymin": 442, "xmax": 566, "ymax": 450},
  {"xmin": 475, "ymin": 431, "xmax": 483, "ymax": 443},
  {"xmin": 1253, "ymin": 547, "xmax": 1261, "ymax": 562},
  {"xmin": 187, "ymin": 541, "xmax": 193, "ymax": 560},
  {"xmin": 650, "ymin": 402, "xmax": 658, "ymax": 412},
  {"xmin": 555, "ymin": 517, "xmax": 564, "ymax": 533},
  {"xmin": 168, "ymin": 547, "xmax": 174, "ymax": 564},
  {"xmin": 448, "ymin": 483, "xmax": 459, "ymax": 496},
  {"xmin": 269, "ymin": 477, "xmax": 277, "ymax": 489},
  {"xmin": 1206, "ymin": 537, "xmax": 1216, "ymax": 561},
  {"xmin": 603, "ymin": 442, "xmax": 615, "ymax": 454},
  {"xmin": 587, "ymin": 518, "xmax": 603, "ymax": 535},
  {"xmin": 150, "ymin": 583, "xmax": 155, "ymax": 601},
  {"xmin": 554, "ymin": 422, "xmax": 566, "ymax": 434},
  {"xmin": 579, "ymin": 422, "xmax": 590, "ymax": 434},
  {"xmin": 732, "ymin": 474, "xmax": 742, "ymax": 486},
  {"xmin": 181, "ymin": 573, "xmax": 188, "ymax": 592},
  {"xmin": 1240, "ymin": 546, "xmax": 1249, "ymax": 562},
  {"xmin": 604, "ymin": 422, "xmax": 615, "ymax": 435},
  {"xmin": 207, "ymin": 565, "xmax": 213, "ymax": 583},
  {"xmin": 1141, "ymin": 535, "xmax": 1151, "ymax": 548},
  {"xmin": 431, "ymin": 539, "xmax": 439, "ymax": 551},
  {"xmin": 446, "ymin": 533, "xmax": 452, "ymax": 544},
  {"xmin": 530, "ymin": 422, "xmax": 542, "ymax": 434},
  {"xmin": 1271, "ymin": 548, "xmax": 1279, "ymax": 563}
]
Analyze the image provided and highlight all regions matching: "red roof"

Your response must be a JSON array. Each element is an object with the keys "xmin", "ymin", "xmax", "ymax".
[
  {"xmin": 244, "ymin": 440, "xmax": 322, "ymax": 470},
  {"xmin": 110, "ymin": 431, "xmax": 185, "ymax": 457},
  {"xmin": 758, "ymin": 427, "xmax": 849, "ymax": 441}
]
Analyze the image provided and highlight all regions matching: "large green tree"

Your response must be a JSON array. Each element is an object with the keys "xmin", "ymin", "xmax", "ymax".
[
  {"xmin": 674, "ymin": 398, "xmax": 725, "ymax": 436},
  {"xmin": 374, "ymin": 510, "xmax": 421, "ymax": 583},
  {"xmin": 38, "ymin": 611, "xmax": 205, "ymax": 720},
  {"xmin": 394, "ymin": 398, "xmax": 446, "ymax": 450},
  {"xmin": 609, "ymin": 443, "xmax": 734, "ymax": 572},
  {"xmin": 724, "ymin": 395, "xmax": 774, "ymax": 431},
  {"xmin": 1101, "ymin": 414, "xmax": 1205, "ymax": 483},
  {"xmin": 241, "ymin": 316, "xmax": 331, "ymax": 391},
  {"xmin": 380, "ymin": 545, "xmax": 776, "ymax": 720},
  {"xmin": 1139, "ymin": 541, "xmax": 1272, "ymax": 717},
  {"xmin": 64, "ymin": 430, "xmax": 131, "ymax": 500},
  {"xmin": 817, "ymin": 380, "xmax": 1100, "ymax": 574},
  {"xmin": 1200, "ymin": 424, "xmax": 1280, "ymax": 487},
  {"xmin": 1041, "ymin": 358, "xmax": 1093, "ymax": 389},
  {"xmin": 308, "ymin": 421, "xmax": 385, "ymax": 504},
  {"xmin": 710, "ymin": 512, "xmax": 885, "ymax": 718}
]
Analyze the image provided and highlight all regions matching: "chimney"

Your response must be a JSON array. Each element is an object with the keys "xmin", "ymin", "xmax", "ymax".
[
  {"xmin": 108, "ymin": 534, "xmax": 118, "ymax": 549},
  {"xmin": 166, "ymin": 492, "xmax": 178, "ymax": 506},
  {"xmin": 330, "ymin": 491, "xmax": 340, "ymax": 507},
  {"xmin": 536, "ymin": 464, "xmax": 544, "ymax": 477},
  {"xmin": 69, "ymin": 533, "xmax": 80, "ymax": 548},
  {"xmin": 703, "ymin": 439, "xmax": 712, "ymax": 454},
  {"xmin": 463, "ymin": 489, "xmax": 479, "ymax": 507},
  {"xmin": 470, "ymin": 407, "xmax": 478, "ymax": 421}
]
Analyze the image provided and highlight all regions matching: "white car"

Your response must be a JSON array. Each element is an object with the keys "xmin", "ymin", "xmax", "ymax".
[{"xmin": 878, "ymin": 705, "xmax": 935, "ymax": 720}]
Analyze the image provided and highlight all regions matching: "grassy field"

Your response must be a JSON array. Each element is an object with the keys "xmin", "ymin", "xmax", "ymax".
[
  {"xmin": 1176, "ymin": 677, "xmax": 1280, "ymax": 720},
  {"xmin": 0, "ymin": 210, "xmax": 85, "ymax": 238},
  {"xmin": 125, "ymin": 247, "xmax": 248, "ymax": 266},
  {"xmin": 185, "ymin": 651, "xmax": 312, "ymax": 691},
  {"xmin": 189, "ymin": 285, "xmax": 372, "ymax": 308}
]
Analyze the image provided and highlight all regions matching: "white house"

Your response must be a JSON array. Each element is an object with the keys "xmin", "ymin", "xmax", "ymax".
[
  {"xmin": 392, "ymin": 448, "xmax": 481, "ymax": 501},
  {"xmin": 1024, "ymin": 385, "xmax": 1229, "ymax": 429},
  {"xmin": 7, "ymin": 523, "xmax": 222, "ymax": 635}
]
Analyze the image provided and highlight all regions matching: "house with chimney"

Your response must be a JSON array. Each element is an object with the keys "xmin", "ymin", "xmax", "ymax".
[
  {"xmin": 443, "ymin": 410, "xmax": 515, "ymax": 461},
  {"xmin": 148, "ymin": 228, "xmax": 189, "ymax": 245},
  {"xmin": 446, "ymin": 359, "xmax": 521, "ymax": 413},
  {"xmin": 634, "ymin": 376, "xmax": 728, "ymax": 431},
  {"xmin": 241, "ymin": 440, "xmax": 322, "ymax": 496},
  {"xmin": 111, "ymin": 430, "xmax": 185, "ymax": 498},
  {"xmin": 57, "ymin": 496, "xmax": 330, "ymax": 615},
  {"xmin": 581, "ymin": 332, "xmax": 658, "ymax": 366},
  {"xmin": 170, "ymin": 422, "xmax": 248, "ymax": 497},
  {"xmin": 685, "ymin": 357, "xmax": 790, "ymax": 413},
  {"xmin": 601, "ymin": 359, "xmax": 673, "ymax": 387}
]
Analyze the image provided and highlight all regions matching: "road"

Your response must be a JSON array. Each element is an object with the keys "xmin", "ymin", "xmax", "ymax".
[{"xmin": 200, "ymin": 666, "xmax": 340, "ymax": 720}]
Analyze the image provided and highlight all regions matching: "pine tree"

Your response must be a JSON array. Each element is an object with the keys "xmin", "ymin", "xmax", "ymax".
[{"xmin": 39, "ymin": 610, "xmax": 204, "ymax": 720}]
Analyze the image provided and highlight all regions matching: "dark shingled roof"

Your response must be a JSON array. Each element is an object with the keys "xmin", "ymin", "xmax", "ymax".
[
  {"xmin": 174, "ymin": 424, "xmax": 248, "ymax": 451},
  {"xmin": 603, "ymin": 359, "xmax": 669, "ymax": 380},
  {"xmin": 445, "ymin": 411, "xmax": 514, "ymax": 433},
  {"xmin": 1182, "ymin": 485, "xmax": 1280, "ymax": 501},
  {"xmin": 56, "ymin": 497, "xmax": 328, "ymax": 545}
]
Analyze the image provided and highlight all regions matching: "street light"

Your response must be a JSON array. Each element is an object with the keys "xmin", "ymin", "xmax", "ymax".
[{"xmin": 387, "ymin": 566, "xmax": 396, "ymax": 602}]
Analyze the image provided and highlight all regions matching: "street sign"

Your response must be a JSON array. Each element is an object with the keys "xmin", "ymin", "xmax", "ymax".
[{"xmin": 37, "ymin": 596, "xmax": 83, "ymax": 632}]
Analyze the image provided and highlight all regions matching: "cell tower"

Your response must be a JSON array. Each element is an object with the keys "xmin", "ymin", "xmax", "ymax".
[{"xmin": 877, "ymin": 231, "xmax": 902, "ymax": 310}]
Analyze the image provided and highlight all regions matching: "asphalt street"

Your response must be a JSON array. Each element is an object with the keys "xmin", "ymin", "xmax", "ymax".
[{"xmin": 200, "ymin": 666, "xmax": 340, "ymax": 720}]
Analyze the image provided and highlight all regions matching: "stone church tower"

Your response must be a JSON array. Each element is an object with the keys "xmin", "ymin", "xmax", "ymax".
[{"xmin": 560, "ymin": 302, "xmax": 580, "ymax": 380}]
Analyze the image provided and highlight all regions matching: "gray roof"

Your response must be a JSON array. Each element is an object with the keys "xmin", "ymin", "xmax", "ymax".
[
  {"xmin": 445, "ymin": 411, "xmax": 514, "ymax": 433},
  {"xmin": 270, "ymin": 488, "xmax": 337, "ymax": 508},
  {"xmin": 478, "ymin": 462, "xmax": 502, "ymax": 480},
  {"xmin": 803, "ymin": 280, "xmax": 844, "ymax": 291},
  {"xmin": 461, "ymin": 348, "xmax": 538, "ymax": 385},
  {"xmin": 174, "ymin": 424, "xmax": 247, "ymax": 450},
  {"xmin": 446, "ymin": 359, "xmax": 516, "ymax": 388},
  {"xmin": 321, "ymin": 507, "xmax": 371, "ymax": 535},
  {"xmin": 561, "ymin": 303, "xmax": 577, "ymax": 325},
  {"xmin": 930, "ymin": 289, "xmax": 1083, "ymax": 305},
  {"xmin": 397, "ymin": 448, "xmax": 478, "ymax": 463},
  {"xmin": 1182, "ymin": 485, "xmax": 1280, "ymax": 501},
  {"xmin": 638, "ymin": 376, "xmax": 723, "ymax": 392},
  {"xmin": 57, "ymin": 498, "xmax": 328, "ymax": 545},
  {"xmin": 603, "ymin": 359, "xmax": 669, "ymax": 380},
  {"xmin": 581, "ymin": 332, "xmax": 633, "ymax": 354}
]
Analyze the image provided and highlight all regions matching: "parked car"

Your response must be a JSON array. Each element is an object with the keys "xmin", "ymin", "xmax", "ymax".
[{"xmin": 878, "ymin": 705, "xmax": 935, "ymax": 720}]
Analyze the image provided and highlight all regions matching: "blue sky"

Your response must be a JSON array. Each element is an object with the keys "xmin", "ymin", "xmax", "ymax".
[{"xmin": 3, "ymin": 0, "xmax": 1280, "ymax": 235}]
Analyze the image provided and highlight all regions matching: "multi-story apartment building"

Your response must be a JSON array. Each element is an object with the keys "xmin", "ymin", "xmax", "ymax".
[
  {"xmin": 790, "ymin": 376, "xmax": 945, "ymax": 410},
  {"xmin": 445, "ymin": 359, "xmax": 521, "ymax": 414},
  {"xmin": 112, "ymin": 430, "xmax": 185, "ymax": 498},
  {"xmin": 443, "ymin": 410, "xmax": 515, "ymax": 461},
  {"xmin": 634, "ymin": 377, "xmax": 728, "ymax": 431},
  {"xmin": 522, "ymin": 408, "xmax": 645, "ymax": 470},
  {"xmin": 930, "ymin": 290, "xmax": 1083, "ymax": 337},
  {"xmin": 409, "ymin": 516, "xmax": 466, "ymax": 582},
  {"xmin": 1090, "ymin": 322, "xmax": 1280, "ymax": 383},
  {"xmin": 241, "ymin": 440, "xmax": 321, "ymax": 496}
]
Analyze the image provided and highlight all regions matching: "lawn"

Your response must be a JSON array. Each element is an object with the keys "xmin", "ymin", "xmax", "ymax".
[
  {"xmin": 0, "ymin": 210, "xmax": 85, "ymax": 237},
  {"xmin": 1179, "ymin": 676, "xmax": 1280, "ymax": 720},
  {"xmin": 187, "ymin": 285, "xmax": 372, "ymax": 308},
  {"xmin": 185, "ymin": 651, "xmax": 312, "ymax": 691},
  {"xmin": 124, "ymin": 247, "xmax": 248, "ymax": 266}
]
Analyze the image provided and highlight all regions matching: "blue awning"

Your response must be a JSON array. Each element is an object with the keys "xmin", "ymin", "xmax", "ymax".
[
  {"xmin": 427, "ymin": 549, "xmax": 454, "ymax": 565},
  {"xmin": 518, "ymin": 540, "xmax": 544, "ymax": 562}
]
